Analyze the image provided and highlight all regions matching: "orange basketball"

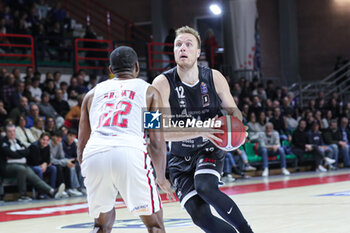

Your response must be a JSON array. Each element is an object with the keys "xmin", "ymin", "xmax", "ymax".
[{"xmin": 213, "ymin": 115, "xmax": 246, "ymax": 151}]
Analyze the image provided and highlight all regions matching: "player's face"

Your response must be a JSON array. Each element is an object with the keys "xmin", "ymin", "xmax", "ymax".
[{"xmin": 174, "ymin": 33, "xmax": 200, "ymax": 69}]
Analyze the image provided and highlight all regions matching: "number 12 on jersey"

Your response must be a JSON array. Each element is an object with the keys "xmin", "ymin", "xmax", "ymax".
[{"xmin": 97, "ymin": 101, "xmax": 131, "ymax": 128}]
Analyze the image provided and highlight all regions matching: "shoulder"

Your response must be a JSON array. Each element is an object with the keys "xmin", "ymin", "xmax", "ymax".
[{"xmin": 152, "ymin": 74, "xmax": 170, "ymax": 97}]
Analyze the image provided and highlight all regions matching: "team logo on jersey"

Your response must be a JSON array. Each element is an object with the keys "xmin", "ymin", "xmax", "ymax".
[
  {"xmin": 143, "ymin": 110, "xmax": 161, "ymax": 129},
  {"xmin": 200, "ymin": 82, "xmax": 208, "ymax": 94},
  {"xmin": 202, "ymin": 94, "xmax": 210, "ymax": 107}
]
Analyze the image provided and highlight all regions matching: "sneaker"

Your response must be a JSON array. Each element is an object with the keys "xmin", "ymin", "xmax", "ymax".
[
  {"xmin": 316, "ymin": 165, "xmax": 327, "ymax": 172},
  {"xmin": 54, "ymin": 183, "xmax": 65, "ymax": 199},
  {"xmin": 324, "ymin": 157, "xmax": 336, "ymax": 165},
  {"xmin": 62, "ymin": 191, "xmax": 69, "ymax": 198},
  {"xmin": 78, "ymin": 188, "xmax": 87, "ymax": 195},
  {"xmin": 244, "ymin": 164, "xmax": 257, "ymax": 171},
  {"xmin": 282, "ymin": 168, "xmax": 290, "ymax": 175},
  {"xmin": 328, "ymin": 165, "xmax": 337, "ymax": 171},
  {"xmin": 222, "ymin": 174, "xmax": 236, "ymax": 183},
  {"xmin": 67, "ymin": 188, "xmax": 83, "ymax": 197},
  {"xmin": 18, "ymin": 195, "xmax": 32, "ymax": 202},
  {"xmin": 262, "ymin": 168, "xmax": 269, "ymax": 177}
]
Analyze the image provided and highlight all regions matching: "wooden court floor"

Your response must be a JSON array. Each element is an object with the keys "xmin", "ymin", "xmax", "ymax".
[{"xmin": 1, "ymin": 169, "xmax": 350, "ymax": 233}]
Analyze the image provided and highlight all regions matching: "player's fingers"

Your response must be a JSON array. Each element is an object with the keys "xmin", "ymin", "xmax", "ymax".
[
  {"xmin": 207, "ymin": 133, "xmax": 222, "ymax": 143},
  {"xmin": 245, "ymin": 125, "xmax": 249, "ymax": 131}
]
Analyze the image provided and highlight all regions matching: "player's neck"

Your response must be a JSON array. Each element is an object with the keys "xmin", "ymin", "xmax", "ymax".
[{"xmin": 177, "ymin": 64, "xmax": 199, "ymax": 85}]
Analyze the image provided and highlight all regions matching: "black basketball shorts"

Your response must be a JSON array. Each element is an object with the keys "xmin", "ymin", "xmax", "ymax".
[{"xmin": 168, "ymin": 145, "xmax": 225, "ymax": 208}]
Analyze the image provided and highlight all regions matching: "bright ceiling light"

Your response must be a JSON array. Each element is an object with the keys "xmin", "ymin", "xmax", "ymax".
[{"xmin": 210, "ymin": 4, "xmax": 222, "ymax": 15}]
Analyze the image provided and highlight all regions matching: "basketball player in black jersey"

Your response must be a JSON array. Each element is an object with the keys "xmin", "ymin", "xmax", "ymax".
[{"xmin": 153, "ymin": 26, "xmax": 253, "ymax": 233}]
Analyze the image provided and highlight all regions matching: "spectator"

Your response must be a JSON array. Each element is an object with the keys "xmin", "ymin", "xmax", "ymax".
[
  {"xmin": 322, "ymin": 110, "xmax": 333, "ymax": 129},
  {"xmin": 38, "ymin": 92, "xmax": 64, "ymax": 128},
  {"xmin": 323, "ymin": 120, "xmax": 350, "ymax": 168},
  {"xmin": 60, "ymin": 81, "xmax": 69, "ymax": 101},
  {"xmin": 247, "ymin": 112, "xmax": 262, "ymax": 142},
  {"xmin": 0, "ymin": 124, "xmax": 64, "ymax": 201},
  {"xmin": 44, "ymin": 117, "xmax": 57, "ymax": 136},
  {"xmin": 15, "ymin": 115, "xmax": 36, "ymax": 148},
  {"xmin": 257, "ymin": 123, "xmax": 290, "ymax": 177},
  {"xmin": 23, "ymin": 67, "xmax": 34, "ymax": 82},
  {"xmin": 26, "ymin": 104, "xmax": 41, "ymax": 128},
  {"xmin": 27, "ymin": 132, "xmax": 57, "ymax": 191},
  {"xmin": 50, "ymin": 89, "xmax": 70, "ymax": 118},
  {"xmin": 292, "ymin": 120, "xmax": 334, "ymax": 172},
  {"xmin": 266, "ymin": 80, "xmax": 277, "ymax": 100},
  {"xmin": 65, "ymin": 94, "xmax": 85, "ymax": 129},
  {"xmin": 53, "ymin": 71, "xmax": 61, "ymax": 89},
  {"xmin": 0, "ymin": 74, "xmax": 16, "ymax": 110},
  {"xmin": 30, "ymin": 116, "xmax": 45, "ymax": 141},
  {"xmin": 269, "ymin": 107, "xmax": 288, "ymax": 140},
  {"xmin": 307, "ymin": 121, "xmax": 336, "ymax": 170},
  {"xmin": 42, "ymin": 79, "xmax": 56, "ymax": 99},
  {"xmin": 9, "ymin": 81, "xmax": 25, "ymax": 109},
  {"xmin": 62, "ymin": 129, "xmax": 84, "ymax": 195},
  {"xmin": 29, "ymin": 77, "xmax": 42, "ymax": 103},
  {"xmin": 285, "ymin": 108, "xmax": 298, "ymax": 132},
  {"xmin": 249, "ymin": 95, "xmax": 263, "ymax": 116},
  {"xmin": 49, "ymin": 130, "xmax": 80, "ymax": 197},
  {"xmin": 252, "ymin": 83, "xmax": 267, "ymax": 101}
]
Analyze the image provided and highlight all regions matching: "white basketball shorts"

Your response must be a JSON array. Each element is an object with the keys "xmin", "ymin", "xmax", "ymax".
[{"xmin": 81, "ymin": 147, "xmax": 162, "ymax": 218}]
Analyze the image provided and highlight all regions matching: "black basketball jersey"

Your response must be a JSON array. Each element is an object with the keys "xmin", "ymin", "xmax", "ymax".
[{"xmin": 163, "ymin": 65, "xmax": 222, "ymax": 157}]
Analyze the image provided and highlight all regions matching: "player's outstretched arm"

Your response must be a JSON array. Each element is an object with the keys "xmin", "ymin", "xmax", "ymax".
[
  {"xmin": 77, "ymin": 89, "xmax": 94, "ymax": 164},
  {"xmin": 146, "ymin": 85, "xmax": 175, "ymax": 200},
  {"xmin": 212, "ymin": 69, "xmax": 243, "ymax": 121}
]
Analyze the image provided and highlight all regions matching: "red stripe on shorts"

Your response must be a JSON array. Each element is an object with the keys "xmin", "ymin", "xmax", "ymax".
[{"xmin": 146, "ymin": 170, "xmax": 155, "ymax": 213}]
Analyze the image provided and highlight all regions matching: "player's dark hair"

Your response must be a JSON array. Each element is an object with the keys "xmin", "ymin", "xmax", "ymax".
[{"xmin": 109, "ymin": 46, "xmax": 138, "ymax": 74}]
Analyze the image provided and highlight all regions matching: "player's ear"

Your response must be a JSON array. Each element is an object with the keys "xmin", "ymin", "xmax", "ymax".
[
  {"xmin": 197, "ymin": 48, "xmax": 201, "ymax": 58},
  {"xmin": 134, "ymin": 62, "xmax": 139, "ymax": 77},
  {"xmin": 108, "ymin": 66, "xmax": 113, "ymax": 75}
]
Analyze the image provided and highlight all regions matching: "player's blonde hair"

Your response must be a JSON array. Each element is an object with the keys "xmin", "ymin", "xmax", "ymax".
[{"xmin": 175, "ymin": 26, "xmax": 201, "ymax": 49}]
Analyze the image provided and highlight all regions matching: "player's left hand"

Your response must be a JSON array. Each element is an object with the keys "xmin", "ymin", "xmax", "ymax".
[{"xmin": 156, "ymin": 177, "xmax": 176, "ymax": 201}]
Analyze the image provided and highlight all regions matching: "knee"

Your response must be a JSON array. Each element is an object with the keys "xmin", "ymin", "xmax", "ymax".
[
  {"xmin": 194, "ymin": 180, "xmax": 217, "ymax": 198},
  {"xmin": 278, "ymin": 148, "xmax": 285, "ymax": 156}
]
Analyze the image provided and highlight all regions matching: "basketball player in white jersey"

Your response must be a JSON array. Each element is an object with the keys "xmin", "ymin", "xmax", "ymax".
[{"xmin": 77, "ymin": 46, "xmax": 174, "ymax": 233}]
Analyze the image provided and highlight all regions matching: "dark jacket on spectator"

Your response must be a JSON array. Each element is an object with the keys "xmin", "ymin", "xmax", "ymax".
[
  {"xmin": 50, "ymin": 98, "xmax": 70, "ymax": 118},
  {"xmin": 323, "ymin": 128, "xmax": 342, "ymax": 145},
  {"xmin": 292, "ymin": 128, "xmax": 308, "ymax": 149},
  {"xmin": 62, "ymin": 136, "xmax": 77, "ymax": 159},
  {"xmin": 27, "ymin": 141, "xmax": 50, "ymax": 166},
  {"xmin": 0, "ymin": 137, "xmax": 29, "ymax": 176},
  {"xmin": 307, "ymin": 130, "xmax": 325, "ymax": 146}
]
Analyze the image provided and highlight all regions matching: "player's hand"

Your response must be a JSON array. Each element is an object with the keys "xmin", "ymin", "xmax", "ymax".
[
  {"xmin": 201, "ymin": 128, "xmax": 224, "ymax": 144},
  {"xmin": 156, "ymin": 177, "xmax": 176, "ymax": 201}
]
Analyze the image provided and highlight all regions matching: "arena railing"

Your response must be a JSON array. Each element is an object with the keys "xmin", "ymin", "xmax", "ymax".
[
  {"xmin": 0, "ymin": 33, "xmax": 35, "ymax": 71},
  {"xmin": 147, "ymin": 42, "xmax": 175, "ymax": 72},
  {"xmin": 74, "ymin": 38, "xmax": 113, "ymax": 71},
  {"xmin": 61, "ymin": 0, "xmax": 152, "ymax": 41}
]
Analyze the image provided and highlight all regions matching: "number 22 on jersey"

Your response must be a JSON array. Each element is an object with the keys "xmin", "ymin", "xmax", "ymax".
[{"xmin": 97, "ymin": 101, "xmax": 131, "ymax": 128}]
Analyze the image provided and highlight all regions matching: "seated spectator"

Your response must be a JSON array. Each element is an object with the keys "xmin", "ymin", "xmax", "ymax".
[
  {"xmin": 50, "ymin": 130, "xmax": 80, "ymax": 197},
  {"xmin": 44, "ymin": 117, "xmax": 57, "ymax": 136},
  {"xmin": 0, "ymin": 124, "xmax": 64, "ymax": 201},
  {"xmin": 314, "ymin": 110, "xmax": 326, "ymax": 130},
  {"xmin": 62, "ymin": 129, "xmax": 84, "ymax": 195},
  {"xmin": 9, "ymin": 81, "xmax": 25, "ymax": 109},
  {"xmin": 307, "ymin": 121, "xmax": 336, "ymax": 170},
  {"xmin": 38, "ymin": 92, "xmax": 64, "ymax": 128},
  {"xmin": 15, "ymin": 115, "xmax": 36, "ymax": 148},
  {"xmin": 65, "ymin": 94, "xmax": 85, "ymax": 129},
  {"xmin": 322, "ymin": 110, "xmax": 333, "ymax": 129},
  {"xmin": 27, "ymin": 132, "xmax": 57, "ymax": 191},
  {"xmin": 30, "ymin": 116, "xmax": 45, "ymax": 141},
  {"xmin": 285, "ymin": 108, "xmax": 298, "ymax": 132},
  {"xmin": 235, "ymin": 147, "xmax": 256, "ymax": 172},
  {"xmin": 0, "ymin": 74, "xmax": 16, "ymax": 110},
  {"xmin": 60, "ymin": 81, "xmax": 69, "ymax": 101},
  {"xmin": 292, "ymin": 120, "xmax": 335, "ymax": 172},
  {"xmin": 247, "ymin": 112, "xmax": 264, "ymax": 142},
  {"xmin": 257, "ymin": 123, "xmax": 290, "ymax": 177},
  {"xmin": 323, "ymin": 119, "xmax": 350, "ymax": 168},
  {"xmin": 67, "ymin": 89, "xmax": 78, "ymax": 108},
  {"xmin": 42, "ymin": 80, "xmax": 56, "ymax": 99},
  {"xmin": 25, "ymin": 104, "xmax": 41, "ymax": 128},
  {"xmin": 269, "ymin": 107, "xmax": 289, "ymax": 141},
  {"xmin": 50, "ymin": 89, "xmax": 70, "ymax": 118},
  {"xmin": 29, "ymin": 77, "xmax": 42, "ymax": 103}
]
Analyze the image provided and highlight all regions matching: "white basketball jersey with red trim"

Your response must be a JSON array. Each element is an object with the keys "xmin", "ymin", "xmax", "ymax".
[{"xmin": 83, "ymin": 78, "xmax": 150, "ymax": 160}]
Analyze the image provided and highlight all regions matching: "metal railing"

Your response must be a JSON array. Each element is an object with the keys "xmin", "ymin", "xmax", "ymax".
[{"xmin": 0, "ymin": 33, "xmax": 35, "ymax": 70}]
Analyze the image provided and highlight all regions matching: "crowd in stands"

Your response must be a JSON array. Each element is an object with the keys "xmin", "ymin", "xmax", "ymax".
[
  {"xmin": 0, "ymin": 66, "xmax": 93, "ymax": 202},
  {"xmin": 222, "ymin": 77, "xmax": 350, "ymax": 181}
]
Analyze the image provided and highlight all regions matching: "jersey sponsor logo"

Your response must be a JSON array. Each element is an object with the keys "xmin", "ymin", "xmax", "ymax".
[
  {"xmin": 143, "ymin": 110, "xmax": 162, "ymax": 129},
  {"xmin": 200, "ymin": 82, "xmax": 208, "ymax": 94},
  {"xmin": 202, "ymin": 94, "xmax": 210, "ymax": 107},
  {"xmin": 61, "ymin": 218, "xmax": 193, "ymax": 229}
]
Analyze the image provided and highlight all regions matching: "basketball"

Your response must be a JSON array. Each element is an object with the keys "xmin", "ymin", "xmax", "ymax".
[{"xmin": 213, "ymin": 115, "xmax": 246, "ymax": 151}]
